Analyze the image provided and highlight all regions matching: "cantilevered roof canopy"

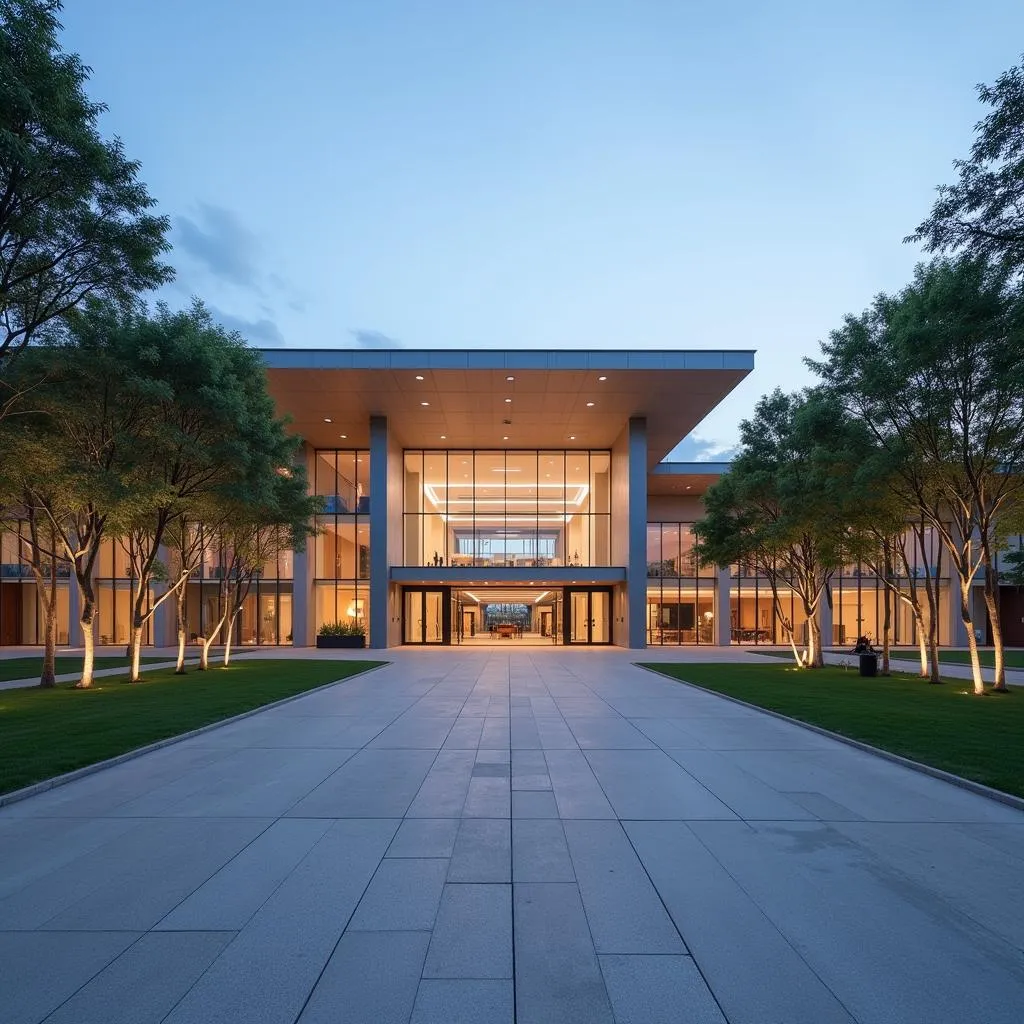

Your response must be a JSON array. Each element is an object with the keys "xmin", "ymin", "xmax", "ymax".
[
  {"xmin": 261, "ymin": 349, "xmax": 754, "ymax": 466},
  {"xmin": 647, "ymin": 461, "xmax": 731, "ymax": 497}
]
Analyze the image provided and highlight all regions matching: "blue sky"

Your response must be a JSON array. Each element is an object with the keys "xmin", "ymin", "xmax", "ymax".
[{"xmin": 60, "ymin": 0, "xmax": 1024, "ymax": 460}]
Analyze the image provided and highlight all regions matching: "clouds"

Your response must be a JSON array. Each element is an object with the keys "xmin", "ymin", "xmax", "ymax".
[
  {"xmin": 175, "ymin": 203, "xmax": 260, "ymax": 290},
  {"xmin": 350, "ymin": 329, "xmax": 402, "ymax": 348},
  {"xmin": 210, "ymin": 306, "xmax": 285, "ymax": 347},
  {"xmin": 668, "ymin": 432, "xmax": 738, "ymax": 463}
]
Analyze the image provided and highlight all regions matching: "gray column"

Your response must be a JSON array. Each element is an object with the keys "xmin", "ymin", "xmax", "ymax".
[
  {"xmin": 627, "ymin": 417, "xmax": 648, "ymax": 649},
  {"xmin": 369, "ymin": 415, "xmax": 390, "ymax": 649},
  {"xmin": 716, "ymin": 566, "xmax": 731, "ymax": 646},
  {"xmin": 818, "ymin": 587, "xmax": 834, "ymax": 651}
]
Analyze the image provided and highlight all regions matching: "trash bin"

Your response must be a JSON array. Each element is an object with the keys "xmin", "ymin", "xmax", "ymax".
[{"xmin": 859, "ymin": 653, "xmax": 878, "ymax": 677}]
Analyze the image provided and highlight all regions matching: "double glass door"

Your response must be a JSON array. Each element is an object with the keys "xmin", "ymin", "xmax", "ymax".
[
  {"xmin": 566, "ymin": 587, "xmax": 612, "ymax": 645},
  {"xmin": 403, "ymin": 588, "xmax": 449, "ymax": 644}
]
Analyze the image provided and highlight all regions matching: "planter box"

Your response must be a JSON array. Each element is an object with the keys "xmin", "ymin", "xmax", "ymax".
[{"xmin": 316, "ymin": 635, "xmax": 366, "ymax": 649}]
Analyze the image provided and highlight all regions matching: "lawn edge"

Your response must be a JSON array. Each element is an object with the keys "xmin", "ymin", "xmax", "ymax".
[
  {"xmin": 0, "ymin": 661, "xmax": 389, "ymax": 809},
  {"xmin": 635, "ymin": 662, "xmax": 1024, "ymax": 813}
]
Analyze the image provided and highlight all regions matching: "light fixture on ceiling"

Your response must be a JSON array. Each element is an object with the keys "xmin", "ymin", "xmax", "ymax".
[
  {"xmin": 504, "ymin": 398, "xmax": 512, "ymax": 403},
  {"xmin": 686, "ymin": 485, "xmax": 691, "ymax": 490},
  {"xmin": 415, "ymin": 375, "xmax": 425, "ymax": 381},
  {"xmin": 421, "ymin": 401, "xmax": 429, "ymax": 406},
  {"xmin": 440, "ymin": 435, "xmax": 447, "ymax": 440},
  {"xmin": 503, "ymin": 435, "xmax": 509, "ymax": 440},
  {"xmin": 339, "ymin": 434, "xmax": 347, "ymax": 439},
  {"xmin": 505, "ymin": 375, "xmax": 515, "ymax": 381},
  {"xmin": 324, "ymin": 417, "xmax": 332, "ymax": 423},
  {"xmin": 569, "ymin": 435, "xmax": 576, "ymax": 440},
  {"xmin": 586, "ymin": 402, "xmax": 595, "ymax": 407},
  {"xmin": 598, "ymin": 375, "xmax": 607, "ymax": 381}
]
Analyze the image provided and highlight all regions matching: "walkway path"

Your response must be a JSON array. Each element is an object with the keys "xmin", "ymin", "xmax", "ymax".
[{"xmin": 2, "ymin": 649, "xmax": 1022, "ymax": 1023}]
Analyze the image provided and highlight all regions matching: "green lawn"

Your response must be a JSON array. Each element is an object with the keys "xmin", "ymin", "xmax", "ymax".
[
  {"xmin": 639, "ymin": 661, "xmax": 1024, "ymax": 799},
  {"xmin": 0, "ymin": 656, "xmax": 183, "ymax": 683},
  {"xmin": 0, "ymin": 659, "xmax": 384, "ymax": 796},
  {"xmin": 758, "ymin": 647, "xmax": 1024, "ymax": 670}
]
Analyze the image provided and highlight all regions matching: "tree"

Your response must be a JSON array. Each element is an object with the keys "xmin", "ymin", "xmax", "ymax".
[
  {"xmin": 694, "ymin": 390, "xmax": 855, "ymax": 668},
  {"xmin": 908, "ymin": 56, "xmax": 1024, "ymax": 268},
  {"xmin": 811, "ymin": 257, "xmax": 1024, "ymax": 694},
  {"xmin": 0, "ymin": 308, "xmax": 156, "ymax": 687},
  {"xmin": 0, "ymin": 1, "xmax": 171, "ymax": 374},
  {"xmin": 194, "ymin": 472, "xmax": 318, "ymax": 671},
  {"xmin": 109, "ymin": 301, "xmax": 306, "ymax": 683}
]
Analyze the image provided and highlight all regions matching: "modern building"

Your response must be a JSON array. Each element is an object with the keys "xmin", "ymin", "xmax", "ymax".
[{"xmin": 0, "ymin": 348, "xmax": 1012, "ymax": 649}]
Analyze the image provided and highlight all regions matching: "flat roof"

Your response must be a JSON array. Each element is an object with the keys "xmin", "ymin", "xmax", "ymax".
[
  {"xmin": 647, "ymin": 461, "xmax": 730, "ymax": 497},
  {"xmin": 262, "ymin": 348, "xmax": 754, "ymax": 465}
]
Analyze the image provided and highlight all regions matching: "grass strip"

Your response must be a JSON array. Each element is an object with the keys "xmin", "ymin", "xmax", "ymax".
[
  {"xmin": 639, "ymin": 661, "xmax": 1024, "ymax": 799},
  {"xmin": 0, "ymin": 658, "xmax": 384, "ymax": 795}
]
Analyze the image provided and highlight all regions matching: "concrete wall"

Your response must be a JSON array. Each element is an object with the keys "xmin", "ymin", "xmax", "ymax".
[{"xmin": 610, "ymin": 417, "xmax": 647, "ymax": 649}]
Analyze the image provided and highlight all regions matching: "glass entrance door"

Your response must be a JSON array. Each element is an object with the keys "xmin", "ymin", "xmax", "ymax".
[
  {"xmin": 403, "ymin": 587, "xmax": 450, "ymax": 644},
  {"xmin": 565, "ymin": 587, "xmax": 613, "ymax": 645}
]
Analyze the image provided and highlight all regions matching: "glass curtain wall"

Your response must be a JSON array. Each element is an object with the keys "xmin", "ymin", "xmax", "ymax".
[
  {"xmin": 184, "ymin": 531, "xmax": 294, "ymax": 646},
  {"xmin": 313, "ymin": 449, "xmax": 371, "ymax": 633},
  {"xmin": 730, "ymin": 556, "xmax": 808, "ymax": 645},
  {"xmin": 0, "ymin": 522, "xmax": 71, "ymax": 645},
  {"xmin": 646, "ymin": 523, "xmax": 716, "ymax": 644},
  {"xmin": 97, "ymin": 538, "xmax": 151, "ymax": 646},
  {"xmin": 403, "ymin": 450, "xmax": 612, "ymax": 567},
  {"xmin": 832, "ymin": 525, "xmax": 950, "ymax": 647}
]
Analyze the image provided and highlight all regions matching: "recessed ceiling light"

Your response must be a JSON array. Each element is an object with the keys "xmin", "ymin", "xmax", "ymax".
[
  {"xmin": 505, "ymin": 375, "xmax": 515, "ymax": 381},
  {"xmin": 503, "ymin": 435, "xmax": 509, "ymax": 440},
  {"xmin": 421, "ymin": 401, "xmax": 429, "ymax": 406},
  {"xmin": 339, "ymin": 434, "xmax": 347, "ymax": 439},
  {"xmin": 504, "ymin": 398, "xmax": 512, "ymax": 403},
  {"xmin": 569, "ymin": 435, "xmax": 576, "ymax": 440},
  {"xmin": 440, "ymin": 435, "xmax": 447, "ymax": 440},
  {"xmin": 598, "ymin": 375, "xmax": 607, "ymax": 381},
  {"xmin": 586, "ymin": 402, "xmax": 595, "ymax": 407},
  {"xmin": 324, "ymin": 417, "xmax": 332, "ymax": 423},
  {"xmin": 415, "ymin": 375, "xmax": 425, "ymax": 380}
]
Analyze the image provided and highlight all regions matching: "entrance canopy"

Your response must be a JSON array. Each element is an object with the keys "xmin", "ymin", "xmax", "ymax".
[{"xmin": 262, "ymin": 348, "xmax": 754, "ymax": 466}]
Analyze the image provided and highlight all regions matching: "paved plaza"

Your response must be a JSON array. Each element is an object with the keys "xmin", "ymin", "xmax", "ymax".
[{"xmin": 2, "ymin": 649, "xmax": 1023, "ymax": 1023}]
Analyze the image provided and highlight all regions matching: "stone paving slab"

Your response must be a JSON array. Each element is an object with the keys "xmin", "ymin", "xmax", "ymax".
[{"xmin": 2, "ymin": 648, "xmax": 1023, "ymax": 1022}]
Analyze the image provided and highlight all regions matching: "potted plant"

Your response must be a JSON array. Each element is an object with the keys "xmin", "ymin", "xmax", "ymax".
[{"xmin": 316, "ymin": 621, "xmax": 367, "ymax": 649}]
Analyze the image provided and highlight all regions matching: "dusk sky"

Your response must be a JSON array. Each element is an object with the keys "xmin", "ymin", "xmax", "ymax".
[{"xmin": 60, "ymin": 0, "xmax": 1024, "ymax": 460}]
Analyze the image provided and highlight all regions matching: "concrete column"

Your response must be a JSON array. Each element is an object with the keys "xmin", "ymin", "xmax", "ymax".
[
  {"xmin": 369, "ymin": 415, "xmax": 390, "ymax": 649},
  {"xmin": 626, "ymin": 417, "xmax": 648, "ymax": 649},
  {"xmin": 716, "ymin": 566, "xmax": 732, "ymax": 645},
  {"xmin": 818, "ymin": 587, "xmax": 834, "ymax": 651}
]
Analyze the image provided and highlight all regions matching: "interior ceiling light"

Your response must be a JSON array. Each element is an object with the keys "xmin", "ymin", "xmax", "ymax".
[
  {"xmin": 421, "ymin": 401, "xmax": 429, "ymax": 406},
  {"xmin": 415, "ymin": 374, "xmax": 425, "ymax": 380},
  {"xmin": 440, "ymin": 434, "xmax": 447, "ymax": 440},
  {"xmin": 339, "ymin": 434, "xmax": 347, "ymax": 439},
  {"xmin": 598, "ymin": 375, "xmax": 607, "ymax": 381},
  {"xmin": 506, "ymin": 375, "xmax": 515, "ymax": 381},
  {"xmin": 569, "ymin": 435, "xmax": 576, "ymax": 440},
  {"xmin": 504, "ymin": 398, "xmax": 512, "ymax": 403},
  {"xmin": 586, "ymin": 402, "xmax": 595, "ymax": 407},
  {"xmin": 503, "ymin": 435, "xmax": 509, "ymax": 440},
  {"xmin": 324, "ymin": 417, "xmax": 332, "ymax": 423}
]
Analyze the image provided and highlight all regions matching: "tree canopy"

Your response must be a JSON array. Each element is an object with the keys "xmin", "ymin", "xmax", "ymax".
[
  {"xmin": 0, "ymin": 0, "xmax": 171, "ymax": 370},
  {"xmin": 908, "ymin": 55, "xmax": 1024, "ymax": 268}
]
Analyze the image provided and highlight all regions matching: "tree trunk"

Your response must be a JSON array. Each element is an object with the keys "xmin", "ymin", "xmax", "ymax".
[
  {"xmin": 174, "ymin": 580, "xmax": 189, "ymax": 673},
  {"xmin": 982, "ymin": 578, "xmax": 1007, "ymax": 692},
  {"xmin": 128, "ymin": 624, "xmax": 144, "ymax": 683},
  {"xmin": 223, "ymin": 614, "xmax": 238, "ymax": 667},
  {"xmin": 960, "ymin": 583, "xmax": 985, "ymax": 695},
  {"xmin": 40, "ymin": 579, "xmax": 58, "ymax": 688},
  {"xmin": 78, "ymin": 599, "xmax": 96, "ymax": 689}
]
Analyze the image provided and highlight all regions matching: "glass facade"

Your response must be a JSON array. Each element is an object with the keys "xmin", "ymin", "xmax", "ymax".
[
  {"xmin": 184, "ymin": 530, "xmax": 294, "ymax": 646},
  {"xmin": 313, "ymin": 449, "xmax": 371, "ymax": 633},
  {"xmin": 403, "ymin": 450, "xmax": 612, "ymax": 568},
  {"xmin": 0, "ymin": 522, "xmax": 71, "ymax": 645},
  {"xmin": 646, "ymin": 523, "xmax": 716, "ymax": 644}
]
